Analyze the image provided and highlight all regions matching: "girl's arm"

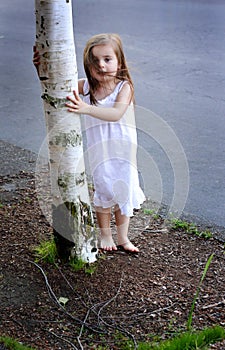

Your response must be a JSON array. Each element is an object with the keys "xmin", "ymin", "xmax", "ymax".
[{"xmin": 66, "ymin": 83, "xmax": 132, "ymax": 122}]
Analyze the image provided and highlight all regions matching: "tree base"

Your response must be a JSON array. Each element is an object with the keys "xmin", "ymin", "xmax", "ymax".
[{"xmin": 53, "ymin": 229, "xmax": 75, "ymax": 262}]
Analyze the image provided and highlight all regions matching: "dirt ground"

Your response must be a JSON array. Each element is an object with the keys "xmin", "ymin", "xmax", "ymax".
[{"xmin": 0, "ymin": 171, "xmax": 225, "ymax": 350}]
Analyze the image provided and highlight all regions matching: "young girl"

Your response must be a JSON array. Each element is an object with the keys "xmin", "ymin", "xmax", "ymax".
[
  {"xmin": 34, "ymin": 33, "xmax": 145, "ymax": 253},
  {"xmin": 66, "ymin": 33, "xmax": 145, "ymax": 253}
]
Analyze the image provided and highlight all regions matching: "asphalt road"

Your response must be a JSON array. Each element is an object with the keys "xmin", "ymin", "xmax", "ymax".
[{"xmin": 0, "ymin": 0, "xmax": 225, "ymax": 231}]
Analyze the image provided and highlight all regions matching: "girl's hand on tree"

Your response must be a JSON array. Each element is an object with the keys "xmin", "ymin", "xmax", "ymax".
[
  {"xmin": 33, "ymin": 45, "xmax": 40, "ymax": 75},
  {"xmin": 66, "ymin": 90, "xmax": 90, "ymax": 114}
]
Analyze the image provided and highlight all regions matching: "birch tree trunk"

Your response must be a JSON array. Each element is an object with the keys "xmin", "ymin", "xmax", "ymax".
[{"xmin": 35, "ymin": 0, "xmax": 98, "ymax": 262}]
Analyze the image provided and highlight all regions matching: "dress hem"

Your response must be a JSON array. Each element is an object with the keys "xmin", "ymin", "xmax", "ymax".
[{"xmin": 93, "ymin": 195, "xmax": 146, "ymax": 218}]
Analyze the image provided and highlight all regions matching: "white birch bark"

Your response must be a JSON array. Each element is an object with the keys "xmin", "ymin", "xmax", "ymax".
[{"xmin": 35, "ymin": 0, "xmax": 97, "ymax": 262}]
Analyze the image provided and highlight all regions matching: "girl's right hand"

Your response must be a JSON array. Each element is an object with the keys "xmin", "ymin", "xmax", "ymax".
[{"xmin": 33, "ymin": 45, "xmax": 40, "ymax": 75}]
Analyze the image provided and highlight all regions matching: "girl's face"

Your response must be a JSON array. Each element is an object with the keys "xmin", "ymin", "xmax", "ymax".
[{"xmin": 90, "ymin": 44, "xmax": 119, "ymax": 83}]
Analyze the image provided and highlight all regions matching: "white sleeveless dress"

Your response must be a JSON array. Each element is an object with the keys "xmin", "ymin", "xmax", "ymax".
[{"xmin": 83, "ymin": 79, "xmax": 145, "ymax": 217}]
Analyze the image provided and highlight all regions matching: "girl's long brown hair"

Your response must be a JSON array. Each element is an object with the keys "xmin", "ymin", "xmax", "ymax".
[{"xmin": 83, "ymin": 33, "xmax": 134, "ymax": 105}]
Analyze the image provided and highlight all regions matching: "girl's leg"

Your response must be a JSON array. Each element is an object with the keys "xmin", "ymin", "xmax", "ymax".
[
  {"xmin": 114, "ymin": 206, "xmax": 139, "ymax": 252},
  {"xmin": 95, "ymin": 206, "xmax": 117, "ymax": 251}
]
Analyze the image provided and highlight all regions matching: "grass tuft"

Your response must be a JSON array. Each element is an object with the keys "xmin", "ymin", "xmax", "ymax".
[
  {"xmin": 136, "ymin": 326, "xmax": 225, "ymax": 350},
  {"xmin": 0, "ymin": 336, "xmax": 36, "ymax": 350},
  {"xmin": 69, "ymin": 257, "xmax": 97, "ymax": 275},
  {"xmin": 171, "ymin": 219, "xmax": 213, "ymax": 239},
  {"xmin": 33, "ymin": 238, "xmax": 57, "ymax": 264},
  {"xmin": 69, "ymin": 257, "xmax": 86, "ymax": 271}
]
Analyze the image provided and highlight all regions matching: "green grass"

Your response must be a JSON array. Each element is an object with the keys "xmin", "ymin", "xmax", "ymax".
[
  {"xmin": 33, "ymin": 238, "xmax": 98, "ymax": 275},
  {"xmin": 187, "ymin": 253, "xmax": 214, "ymax": 331},
  {"xmin": 171, "ymin": 219, "xmax": 213, "ymax": 239},
  {"xmin": 33, "ymin": 238, "xmax": 57, "ymax": 264},
  {"xmin": 0, "ymin": 336, "xmax": 36, "ymax": 350},
  {"xmin": 84, "ymin": 264, "xmax": 98, "ymax": 275},
  {"xmin": 69, "ymin": 257, "xmax": 97, "ymax": 275},
  {"xmin": 136, "ymin": 326, "xmax": 225, "ymax": 350},
  {"xmin": 143, "ymin": 208, "xmax": 156, "ymax": 215},
  {"xmin": 143, "ymin": 208, "xmax": 160, "ymax": 219},
  {"xmin": 69, "ymin": 257, "xmax": 86, "ymax": 271},
  {"xmin": 91, "ymin": 326, "xmax": 225, "ymax": 349}
]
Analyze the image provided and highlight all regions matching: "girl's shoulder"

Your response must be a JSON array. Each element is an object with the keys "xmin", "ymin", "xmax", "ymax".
[
  {"xmin": 118, "ymin": 80, "xmax": 130, "ymax": 92},
  {"xmin": 110, "ymin": 80, "xmax": 130, "ymax": 98},
  {"xmin": 116, "ymin": 80, "xmax": 133, "ymax": 104}
]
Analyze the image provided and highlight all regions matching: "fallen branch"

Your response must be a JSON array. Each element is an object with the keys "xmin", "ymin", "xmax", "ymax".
[
  {"xmin": 58, "ymin": 267, "xmax": 138, "ymax": 349},
  {"xmin": 46, "ymin": 329, "xmax": 79, "ymax": 350},
  {"xmin": 97, "ymin": 272, "xmax": 124, "ymax": 325},
  {"xmin": 95, "ymin": 272, "xmax": 138, "ymax": 349},
  {"xmin": 16, "ymin": 256, "xmax": 104, "ymax": 334},
  {"xmin": 202, "ymin": 299, "xmax": 225, "ymax": 310}
]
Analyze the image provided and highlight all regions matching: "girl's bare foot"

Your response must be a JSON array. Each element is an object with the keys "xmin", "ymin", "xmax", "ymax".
[
  {"xmin": 117, "ymin": 240, "xmax": 139, "ymax": 253},
  {"xmin": 100, "ymin": 235, "xmax": 117, "ymax": 251}
]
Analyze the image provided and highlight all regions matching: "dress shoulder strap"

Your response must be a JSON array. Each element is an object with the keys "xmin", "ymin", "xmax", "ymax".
[
  {"xmin": 117, "ymin": 80, "xmax": 129, "ymax": 93},
  {"xmin": 83, "ymin": 78, "xmax": 89, "ymax": 95}
]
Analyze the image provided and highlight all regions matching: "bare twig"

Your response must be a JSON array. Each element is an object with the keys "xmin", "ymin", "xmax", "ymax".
[
  {"xmin": 94, "ymin": 272, "xmax": 138, "ymax": 349},
  {"xmin": 16, "ymin": 256, "xmax": 104, "ymax": 334},
  {"xmin": 135, "ymin": 302, "xmax": 176, "ymax": 318},
  {"xmin": 56, "ymin": 265, "xmax": 85, "ymax": 303},
  {"xmin": 58, "ymin": 265, "xmax": 137, "ymax": 349},
  {"xmin": 202, "ymin": 299, "xmax": 225, "ymax": 310},
  {"xmin": 96, "ymin": 272, "xmax": 124, "ymax": 325},
  {"xmin": 111, "ymin": 300, "xmax": 176, "ymax": 322},
  {"xmin": 72, "ymin": 270, "xmax": 137, "ymax": 349},
  {"xmin": 17, "ymin": 256, "xmax": 137, "ymax": 349},
  {"xmin": 77, "ymin": 307, "xmax": 91, "ymax": 350},
  {"xmin": 46, "ymin": 330, "xmax": 79, "ymax": 350}
]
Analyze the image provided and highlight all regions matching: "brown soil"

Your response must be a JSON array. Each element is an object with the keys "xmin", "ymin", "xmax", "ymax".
[{"xmin": 0, "ymin": 172, "xmax": 225, "ymax": 350}]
